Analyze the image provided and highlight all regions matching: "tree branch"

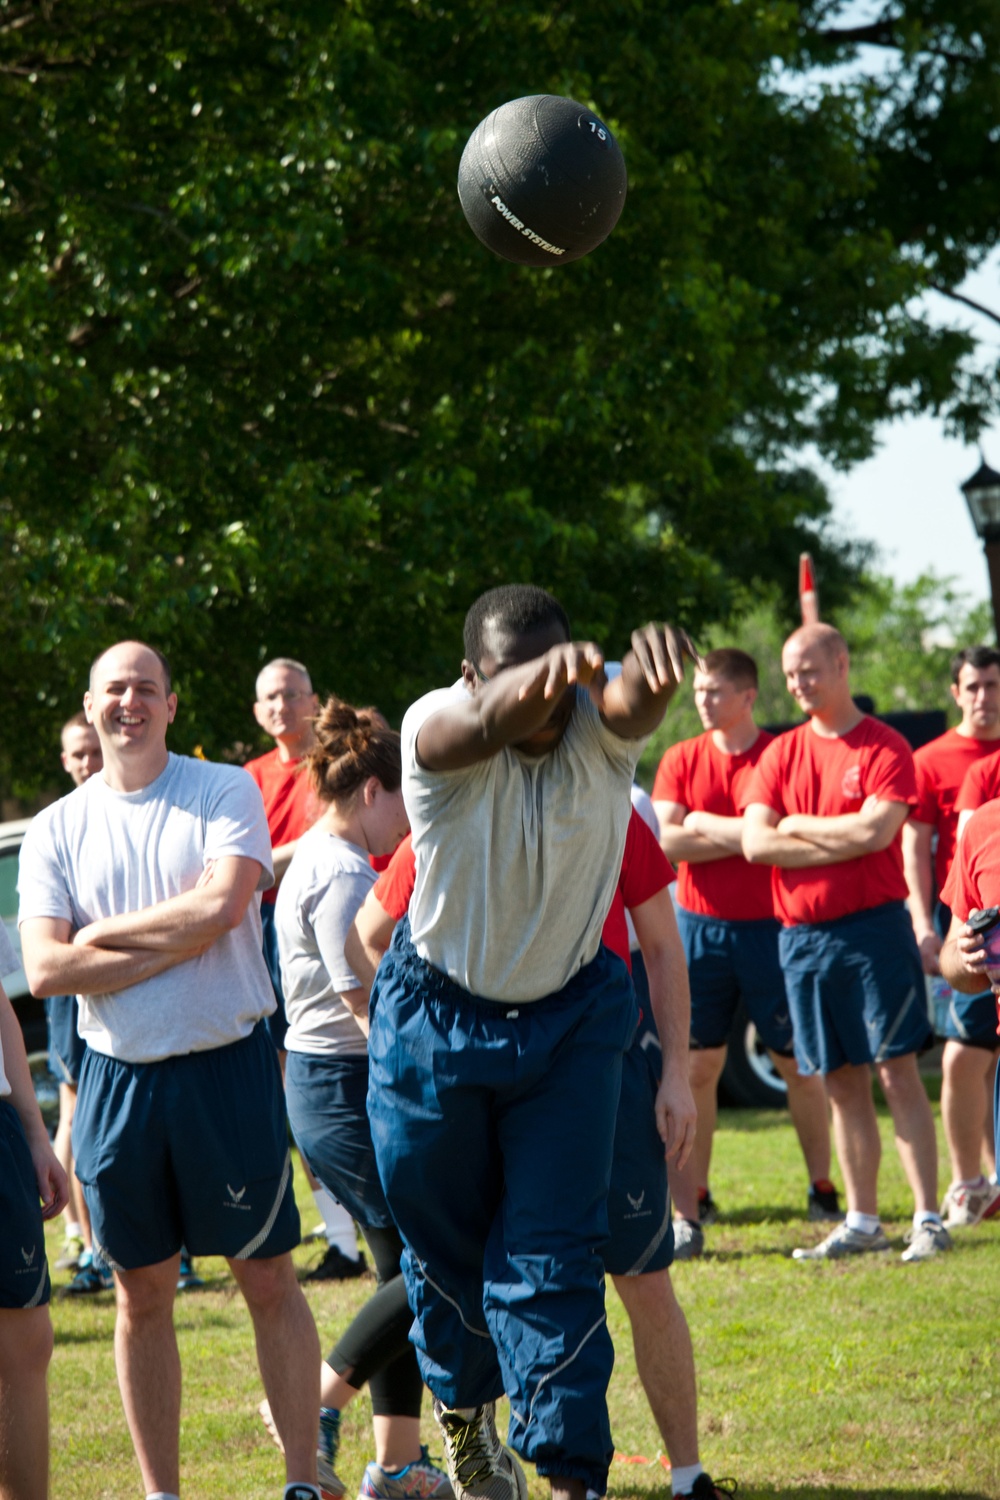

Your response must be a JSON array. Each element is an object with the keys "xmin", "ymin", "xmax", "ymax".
[{"xmin": 930, "ymin": 283, "xmax": 1000, "ymax": 329}]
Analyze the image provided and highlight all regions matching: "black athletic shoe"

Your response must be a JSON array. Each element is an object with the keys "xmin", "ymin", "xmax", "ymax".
[
  {"xmin": 677, "ymin": 1474, "xmax": 738, "ymax": 1499},
  {"xmin": 807, "ymin": 1180, "xmax": 843, "ymax": 1222},
  {"xmin": 304, "ymin": 1245, "xmax": 368, "ymax": 1282},
  {"xmin": 697, "ymin": 1187, "xmax": 719, "ymax": 1225}
]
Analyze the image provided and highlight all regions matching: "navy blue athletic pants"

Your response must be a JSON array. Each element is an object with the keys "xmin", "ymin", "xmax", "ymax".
[{"xmin": 368, "ymin": 919, "xmax": 637, "ymax": 1495}]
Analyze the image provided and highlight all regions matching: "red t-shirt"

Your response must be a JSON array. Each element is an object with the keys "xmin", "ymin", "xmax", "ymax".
[
  {"xmin": 651, "ymin": 730, "xmax": 775, "ymax": 921},
  {"xmin": 940, "ymin": 802, "xmax": 1000, "ymax": 1039},
  {"xmin": 744, "ymin": 716, "xmax": 916, "ymax": 927},
  {"xmin": 954, "ymin": 750, "xmax": 1000, "ymax": 817},
  {"xmin": 913, "ymin": 728, "xmax": 1000, "ymax": 892},
  {"xmin": 372, "ymin": 811, "xmax": 671, "ymax": 973},
  {"xmin": 244, "ymin": 748, "xmax": 319, "ymax": 904}
]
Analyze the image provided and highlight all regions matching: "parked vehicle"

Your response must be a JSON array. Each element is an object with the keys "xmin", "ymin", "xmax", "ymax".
[{"xmin": 0, "ymin": 817, "xmax": 58, "ymax": 1130}]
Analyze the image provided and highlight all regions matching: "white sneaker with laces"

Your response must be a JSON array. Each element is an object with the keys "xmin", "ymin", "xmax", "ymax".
[
  {"xmin": 901, "ymin": 1220, "xmax": 952, "ymax": 1262},
  {"xmin": 941, "ymin": 1176, "xmax": 1000, "ymax": 1228},
  {"xmin": 792, "ymin": 1222, "xmax": 891, "ymax": 1260}
]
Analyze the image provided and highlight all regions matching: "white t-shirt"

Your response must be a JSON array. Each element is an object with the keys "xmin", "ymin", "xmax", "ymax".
[
  {"xmin": 402, "ymin": 682, "xmax": 646, "ymax": 1001},
  {"xmin": 17, "ymin": 754, "xmax": 275, "ymax": 1064},
  {"xmin": 276, "ymin": 825, "xmax": 374, "ymax": 1058},
  {"xmin": 0, "ymin": 923, "xmax": 19, "ymax": 1097}
]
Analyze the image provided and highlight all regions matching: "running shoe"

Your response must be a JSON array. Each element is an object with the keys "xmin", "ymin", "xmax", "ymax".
[
  {"xmin": 792, "ymin": 1223, "xmax": 890, "ymax": 1260},
  {"xmin": 358, "ymin": 1447, "xmax": 454, "ymax": 1500},
  {"xmin": 676, "ymin": 1475, "xmax": 739, "ymax": 1498},
  {"xmin": 55, "ymin": 1233, "xmax": 85, "ymax": 1271},
  {"xmin": 672, "ymin": 1219, "xmax": 704, "ymax": 1261},
  {"xmin": 318, "ymin": 1407, "xmax": 346, "ymax": 1500},
  {"xmin": 901, "ymin": 1221, "xmax": 952, "ymax": 1262},
  {"xmin": 60, "ymin": 1256, "xmax": 114, "ymax": 1295},
  {"xmin": 177, "ymin": 1249, "xmax": 204, "ymax": 1292},
  {"xmin": 305, "ymin": 1245, "xmax": 368, "ymax": 1282},
  {"xmin": 807, "ymin": 1180, "xmax": 844, "ymax": 1222},
  {"xmin": 941, "ymin": 1176, "xmax": 1000, "ymax": 1229},
  {"xmin": 432, "ymin": 1400, "xmax": 527, "ymax": 1500},
  {"xmin": 697, "ymin": 1187, "xmax": 719, "ymax": 1226}
]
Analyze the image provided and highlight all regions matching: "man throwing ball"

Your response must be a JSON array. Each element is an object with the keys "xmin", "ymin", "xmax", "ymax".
[{"xmin": 366, "ymin": 585, "xmax": 697, "ymax": 1500}]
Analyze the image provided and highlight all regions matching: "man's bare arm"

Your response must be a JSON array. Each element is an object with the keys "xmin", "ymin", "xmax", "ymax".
[
  {"xmin": 777, "ymin": 799, "xmax": 909, "ymax": 857},
  {"xmin": 344, "ymin": 890, "xmax": 398, "ymax": 998},
  {"xmin": 0, "ymin": 981, "xmax": 68, "ymax": 1218},
  {"xmin": 630, "ymin": 888, "xmax": 696, "ymax": 1170},
  {"xmin": 742, "ymin": 803, "xmax": 846, "ymax": 868},
  {"xmin": 72, "ymin": 856, "xmax": 264, "ymax": 954},
  {"xmin": 939, "ymin": 912, "xmax": 995, "ymax": 995},
  {"xmin": 654, "ymin": 799, "xmax": 736, "ymax": 865},
  {"xmin": 270, "ymin": 840, "xmax": 301, "ymax": 887},
  {"xmin": 599, "ymin": 625, "xmax": 701, "ymax": 741},
  {"xmin": 901, "ymin": 818, "xmax": 940, "ymax": 974},
  {"xmin": 20, "ymin": 917, "xmax": 190, "ymax": 999}
]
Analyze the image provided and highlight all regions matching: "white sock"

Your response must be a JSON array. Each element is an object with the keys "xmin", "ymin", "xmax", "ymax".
[
  {"xmin": 65, "ymin": 1220, "xmax": 82, "ymax": 1240},
  {"xmin": 671, "ymin": 1462, "xmax": 703, "ymax": 1495},
  {"xmin": 311, "ymin": 1188, "xmax": 360, "ymax": 1259},
  {"xmin": 147, "ymin": 1492, "xmax": 180, "ymax": 1500},
  {"xmin": 845, "ymin": 1211, "xmax": 881, "ymax": 1235},
  {"xmin": 914, "ymin": 1210, "xmax": 943, "ymax": 1230}
]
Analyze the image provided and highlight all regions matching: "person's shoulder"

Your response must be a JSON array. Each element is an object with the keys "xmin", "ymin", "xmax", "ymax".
[
  {"xmin": 913, "ymin": 726, "xmax": 959, "ymax": 767},
  {"xmin": 243, "ymin": 747, "xmax": 278, "ymax": 779},
  {"xmin": 402, "ymin": 682, "xmax": 467, "ymax": 737},
  {"xmin": 24, "ymin": 781, "xmax": 91, "ymax": 842},
  {"xmin": 174, "ymin": 754, "xmax": 263, "ymax": 800},
  {"xmin": 857, "ymin": 715, "xmax": 913, "ymax": 757},
  {"xmin": 963, "ymin": 796, "xmax": 1000, "ymax": 847}
]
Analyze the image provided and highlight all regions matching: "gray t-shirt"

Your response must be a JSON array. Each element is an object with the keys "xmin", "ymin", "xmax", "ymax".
[
  {"xmin": 0, "ymin": 922, "xmax": 19, "ymax": 1097},
  {"xmin": 17, "ymin": 753, "xmax": 275, "ymax": 1064},
  {"xmin": 275, "ymin": 825, "xmax": 374, "ymax": 1058},
  {"xmin": 402, "ymin": 682, "xmax": 646, "ymax": 1002}
]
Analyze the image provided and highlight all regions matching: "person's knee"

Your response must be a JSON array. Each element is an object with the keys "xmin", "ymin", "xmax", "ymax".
[
  {"xmin": 230, "ymin": 1251, "xmax": 299, "ymax": 1313},
  {"xmin": 115, "ymin": 1260, "xmax": 176, "ymax": 1322},
  {"xmin": 0, "ymin": 1307, "xmax": 53, "ymax": 1382},
  {"xmin": 942, "ymin": 1040, "xmax": 990, "ymax": 1082},
  {"xmin": 688, "ymin": 1046, "xmax": 726, "ymax": 1089},
  {"xmin": 875, "ymin": 1053, "xmax": 923, "ymax": 1102},
  {"xmin": 612, "ymin": 1267, "xmax": 676, "ymax": 1321}
]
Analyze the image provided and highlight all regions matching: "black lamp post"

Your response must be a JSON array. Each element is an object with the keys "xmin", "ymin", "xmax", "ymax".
[{"xmin": 960, "ymin": 454, "xmax": 1000, "ymax": 644}]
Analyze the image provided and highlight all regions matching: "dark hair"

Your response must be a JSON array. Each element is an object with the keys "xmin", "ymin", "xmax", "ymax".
[
  {"xmin": 463, "ymin": 585, "xmax": 570, "ymax": 664},
  {"xmin": 304, "ymin": 697, "xmax": 401, "ymax": 804},
  {"xmin": 61, "ymin": 709, "xmax": 92, "ymax": 736},
  {"xmin": 701, "ymin": 648, "xmax": 758, "ymax": 691},
  {"xmin": 89, "ymin": 641, "xmax": 173, "ymax": 694},
  {"xmin": 951, "ymin": 645, "xmax": 1000, "ymax": 684}
]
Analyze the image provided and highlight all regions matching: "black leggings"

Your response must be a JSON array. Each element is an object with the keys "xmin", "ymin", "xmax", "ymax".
[{"xmin": 326, "ymin": 1221, "xmax": 423, "ymax": 1418}]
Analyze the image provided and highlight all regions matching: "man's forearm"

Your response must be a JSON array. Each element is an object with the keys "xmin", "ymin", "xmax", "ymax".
[
  {"xmin": 75, "ymin": 858, "xmax": 261, "ymax": 953},
  {"xmin": 658, "ymin": 826, "xmax": 729, "ymax": 864},
  {"xmin": 939, "ymin": 936, "xmax": 993, "ymax": 994},
  {"xmin": 742, "ymin": 824, "xmax": 846, "ymax": 867},
  {"xmin": 24, "ymin": 937, "xmax": 185, "ymax": 999},
  {"xmin": 901, "ymin": 824, "xmax": 936, "ymax": 936}
]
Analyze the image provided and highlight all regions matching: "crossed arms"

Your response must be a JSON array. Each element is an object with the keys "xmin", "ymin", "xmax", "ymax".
[
  {"xmin": 741, "ymin": 796, "xmax": 910, "ymax": 866},
  {"xmin": 20, "ymin": 856, "xmax": 263, "ymax": 999}
]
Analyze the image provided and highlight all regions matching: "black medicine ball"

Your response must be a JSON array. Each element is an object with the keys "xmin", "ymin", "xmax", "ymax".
[{"xmin": 457, "ymin": 94, "xmax": 627, "ymax": 266}]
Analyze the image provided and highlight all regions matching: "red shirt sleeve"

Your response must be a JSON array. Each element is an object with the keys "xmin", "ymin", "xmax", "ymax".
[
  {"xmin": 372, "ymin": 834, "xmax": 417, "ymax": 923},
  {"xmin": 742, "ymin": 735, "xmax": 786, "ymax": 815},
  {"xmin": 864, "ymin": 729, "xmax": 917, "ymax": 804},
  {"xmin": 911, "ymin": 752, "xmax": 938, "ymax": 826},
  {"xmin": 618, "ymin": 809, "xmax": 672, "ymax": 910},
  {"xmin": 651, "ymin": 742, "xmax": 688, "ymax": 806},
  {"xmin": 955, "ymin": 757, "xmax": 1000, "ymax": 815}
]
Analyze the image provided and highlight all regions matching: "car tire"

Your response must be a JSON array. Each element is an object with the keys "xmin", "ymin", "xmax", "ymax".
[{"xmin": 717, "ymin": 1001, "xmax": 788, "ymax": 1109}]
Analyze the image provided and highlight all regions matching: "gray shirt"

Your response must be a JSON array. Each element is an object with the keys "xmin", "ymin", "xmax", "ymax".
[
  {"xmin": 276, "ymin": 825, "xmax": 373, "ymax": 1058},
  {"xmin": 402, "ymin": 683, "xmax": 646, "ymax": 1002},
  {"xmin": 17, "ymin": 754, "xmax": 275, "ymax": 1064}
]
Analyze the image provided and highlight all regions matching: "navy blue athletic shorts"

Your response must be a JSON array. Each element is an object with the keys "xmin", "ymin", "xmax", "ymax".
[
  {"xmin": 286, "ymin": 1050, "xmax": 393, "ymax": 1230},
  {"xmin": 933, "ymin": 901, "xmax": 999, "ymax": 1050},
  {"xmin": 260, "ymin": 902, "xmax": 290, "ymax": 1052},
  {"xmin": 675, "ymin": 908, "xmax": 793, "ymax": 1054},
  {"xmin": 0, "ymin": 1100, "xmax": 51, "ymax": 1308},
  {"xmin": 779, "ymin": 902, "xmax": 932, "ymax": 1076},
  {"xmin": 45, "ymin": 994, "xmax": 86, "ymax": 1085},
  {"xmin": 604, "ymin": 1029, "xmax": 673, "ymax": 1276},
  {"xmin": 72, "ymin": 1021, "xmax": 300, "ymax": 1271}
]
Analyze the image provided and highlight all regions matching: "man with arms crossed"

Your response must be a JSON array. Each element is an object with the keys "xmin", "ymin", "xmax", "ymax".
[
  {"xmin": 365, "ymin": 585, "xmax": 697, "ymax": 1500},
  {"xmin": 18, "ymin": 640, "xmax": 323, "ymax": 1500},
  {"xmin": 742, "ymin": 624, "xmax": 948, "ymax": 1262},
  {"xmin": 652, "ymin": 648, "xmax": 837, "ymax": 1257},
  {"xmin": 246, "ymin": 657, "xmax": 365, "ymax": 1281}
]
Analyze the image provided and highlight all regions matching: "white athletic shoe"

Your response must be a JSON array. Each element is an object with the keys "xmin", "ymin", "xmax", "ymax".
[
  {"xmin": 792, "ymin": 1222, "xmax": 891, "ymax": 1260},
  {"xmin": 941, "ymin": 1176, "xmax": 1000, "ymax": 1228},
  {"xmin": 901, "ymin": 1221, "xmax": 953, "ymax": 1262},
  {"xmin": 432, "ymin": 1401, "xmax": 527, "ymax": 1500}
]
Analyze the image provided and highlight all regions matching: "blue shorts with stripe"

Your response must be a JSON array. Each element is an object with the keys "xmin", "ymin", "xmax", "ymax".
[
  {"xmin": 933, "ymin": 901, "xmax": 999, "ymax": 1050},
  {"xmin": 46, "ymin": 994, "xmax": 87, "ymax": 1085},
  {"xmin": 779, "ymin": 902, "xmax": 932, "ymax": 1076},
  {"xmin": 72, "ymin": 1021, "xmax": 300, "ymax": 1271},
  {"xmin": 675, "ymin": 909, "xmax": 793, "ymax": 1053},
  {"xmin": 604, "ymin": 1023, "xmax": 673, "ymax": 1276},
  {"xmin": 0, "ymin": 1100, "xmax": 51, "ymax": 1308}
]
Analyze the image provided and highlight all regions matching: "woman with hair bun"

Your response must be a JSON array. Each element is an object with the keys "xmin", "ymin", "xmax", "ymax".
[{"xmin": 274, "ymin": 698, "xmax": 451, "ymax": 1500}]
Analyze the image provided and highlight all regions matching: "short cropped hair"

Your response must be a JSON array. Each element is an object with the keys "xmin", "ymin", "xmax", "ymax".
[
  {"xmin": 951, "ymin": 645, "xmax": 1000, "ymax": 684},
  {"xmin": 255, "ymin": 657, "xmax": 313, "ymax": 700},
  {"xmin": 700, "ymin": 648, "xmax": 758, "ymax": 691},
  {"xmin": 61, "ymin": 709, "xmax": 91, "ymax": 737},
  {"xmin": 463, "ymin": 585, "xmax": 571, "ymax": 664},
  {"xmin": 89, "ymin": 642, "xmax": 172, "ymax": 694}
]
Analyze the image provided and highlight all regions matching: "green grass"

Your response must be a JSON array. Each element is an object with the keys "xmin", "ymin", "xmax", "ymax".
[{"xmin": 46, "ymin": 1098, "xmax": 1000, "ymax": 1500}]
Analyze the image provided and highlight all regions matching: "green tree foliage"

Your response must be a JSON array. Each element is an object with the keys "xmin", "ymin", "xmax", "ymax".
[
  {"xmin": 1, "ymin": 1, "xmax": 998, "ymax": 794},
  {"xmin": 640, "ymin": 571, "xmax": 995, "ymax": 782}
]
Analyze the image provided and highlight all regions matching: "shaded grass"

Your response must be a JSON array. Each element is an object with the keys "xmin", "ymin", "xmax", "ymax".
[{"xmin": 45, "ymin": 1100, "xmax": 1000, "ymax": 1499}]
